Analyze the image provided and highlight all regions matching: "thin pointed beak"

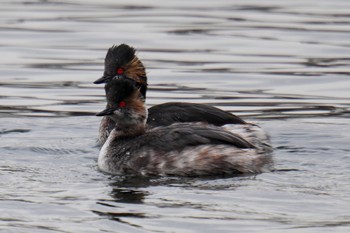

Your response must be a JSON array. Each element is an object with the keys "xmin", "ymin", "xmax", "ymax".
[
  {"xmin": 96, "ymin": 107, "xmax": 116, "ymax": 116},
  {"xmin": 94, "ymin": 75, "xmax": 112, "ymax": 84},
  {"xmin": 94, "ymin": 74, "xmax": 128, "ymax": 84}
]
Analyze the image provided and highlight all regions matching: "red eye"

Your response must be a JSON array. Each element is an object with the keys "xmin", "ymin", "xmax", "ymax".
[
  {"xmin": 116, "ymin": 68, "xmax": 124, "ymax": 75},
  {"xmin": 118, "ymin": 101, "xmax": 126, "ymax": 108}
]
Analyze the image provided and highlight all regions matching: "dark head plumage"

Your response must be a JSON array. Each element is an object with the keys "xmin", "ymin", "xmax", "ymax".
[
  {"xmin": 96, "ymin": 78, "xmax": 147, "ymax": 131},
  {"xmin": 104, "ymin": 44, "xmax": 136, "ymax": 74},
  {"xmin": 94, "ymin": 44, "xmax": 148, "ymax": 98},
  {"xmin": 104, "ymin": 78, "xmax": 140, "ymax": 109}
]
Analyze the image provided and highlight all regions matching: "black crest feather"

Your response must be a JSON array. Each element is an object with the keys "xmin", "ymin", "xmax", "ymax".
[{"xmin": 104, "ymin": 44, "xmax": 136, "ymax": 75}]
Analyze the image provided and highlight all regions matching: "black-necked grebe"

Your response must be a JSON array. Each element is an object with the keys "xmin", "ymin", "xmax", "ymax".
[
  {"xmin": 96, "ymin": 78, "xmax": 273, "ymax": 176},
  {"xmin": 94, "ymin": 44, "xmax": 246, "ymax": 146}
]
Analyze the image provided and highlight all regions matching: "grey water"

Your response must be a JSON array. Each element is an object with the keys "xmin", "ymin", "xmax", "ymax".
[{"xmin": 1, "ymin": 0, "xmax": 350, "ymax": 232}]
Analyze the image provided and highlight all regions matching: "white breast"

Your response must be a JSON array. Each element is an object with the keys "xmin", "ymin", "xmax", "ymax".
[{"xmin": 98, "ymin": 129, "xmax": 114, "ymax": 173}]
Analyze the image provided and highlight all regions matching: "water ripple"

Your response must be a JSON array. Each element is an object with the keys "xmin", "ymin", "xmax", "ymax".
[{"xmin": 1, "ymin": 0, "xmax": 350, "ymax": 232}]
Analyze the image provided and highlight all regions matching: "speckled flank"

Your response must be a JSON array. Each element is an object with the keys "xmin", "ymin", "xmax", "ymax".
[
  {"xmin": 98, "ymin": 142, "xmax": 273, "ymax": 176},
  {"xmin": 223, "ymin": 123, "xmax": 273, "ymax": 153}
]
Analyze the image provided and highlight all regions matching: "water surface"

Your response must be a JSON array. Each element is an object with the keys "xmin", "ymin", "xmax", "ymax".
[{"xmin": 1, "ymin": 0, "xmax": 350, "ymax": 232}]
